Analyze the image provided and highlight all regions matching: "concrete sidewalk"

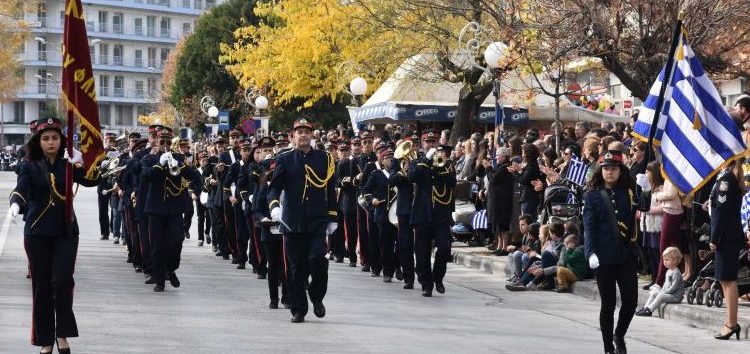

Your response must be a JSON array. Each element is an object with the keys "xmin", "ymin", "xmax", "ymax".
[{"xmin": 451, "ymin": 246, "xmax": 750, "ymax": 339}]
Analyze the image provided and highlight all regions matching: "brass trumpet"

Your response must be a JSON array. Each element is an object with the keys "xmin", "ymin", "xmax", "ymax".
[
  {"xmin": 394, "ymin": 140, "xmax": 417, "ymax": 170},
  {"xmin": 434, "ymin": 155, "xmax": 447, "ymax": 168}
]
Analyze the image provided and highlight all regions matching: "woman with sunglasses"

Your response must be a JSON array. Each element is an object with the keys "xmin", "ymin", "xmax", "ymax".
[{"xmin": 9, "ymin": 118, "xmax": 100, "ymax": 354}]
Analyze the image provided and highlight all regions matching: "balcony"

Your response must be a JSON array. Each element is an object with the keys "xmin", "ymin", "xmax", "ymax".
[
  {"xmin": 114, "ymin": 88, "xmax": 125, "ymax": 97},
  {"xmin": 100, "ymin": 86, "xmax": 110, "ymax": 97},
  {"xmin": 38, "ymin": 50, "xmax": 48, "ymax": 61},
  {"xmin": 99, "ymin": 22, "xmax": 108, "ymax": 33},
  {"xmin": 160, "ymin": 28, "xmax": 170, "ymax": 38},
  {"xmin": 135, "ymin": 25, "xmax": 143, "ymax": 36},
  {"xmin": 99, "ymin": 55, "xmax": 109, "ymax": 65},
  {"xmin": 134, "ymin": 58, "xmax": 144, "ymax": 67},
  {"xmin": 113, "ymin": 23, "xmax": 124, "ymax": 34},
  {"xmin": 80, "ymin": 0, "xmax": 202, "ymax": 17},
  {"xmin": 14, "ymin": 84, "xmax": 156, "ymax": 103},
  {"xmin": 113, "ymin": 56, "xmax": 124, "ymax": 66},
  {"xmin": 31, "ymin": 24, "xmax": 181, "ymax": 45}
]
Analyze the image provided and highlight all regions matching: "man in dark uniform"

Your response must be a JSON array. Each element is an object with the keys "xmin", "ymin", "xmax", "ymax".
[
  {"xmin": 221, "ymin": 129, "xmax": 243, "ymax": 263},
  {"xmin": 363, "ymin": 143, "xmax": 398, "ymax": 282},
  {"xmin": 389, "ymin": 139, "xmax": 416, "ymax": 289},
  {"xmin": 409, "ymin": 142, "xmax": 456, "ymax": 297},
  {"xmin": 119, "ymin": 133, "xmax": 144, "ymax": 267},
  {"xmin": 97, "ymin": 132, "xmax": 118, "ymax": 240},
  {"xmin": 354, "ymin": 130, "xmax": 377, "ymax": 273},
  {"xmin": 335, "ymin": 141, "xmax": 358, "ymax": 266},
  {"xmin": 268, "ymin": 118, "xmax": 337, "ymax": 323},
  {"xmin": 191, "ymin": 151, "xmax": 211, "ymax": 247},
  {"xmin": 229, "ymin": 139, "xmax": 253, "ymax": 270},
  {"xmin": 209, "ymin": 136, "xmax": 229, "ymax": 259},
  {"xmin": 142, "ymin": 128, "xmax": 190, "ymax": 292},
  {"xmin": 178, "ymin": 138, "xmax": 195, "ymax": 240},
  {"xmin": 240, "ymin": 136, "xmax": 276, "ymax": 275}
]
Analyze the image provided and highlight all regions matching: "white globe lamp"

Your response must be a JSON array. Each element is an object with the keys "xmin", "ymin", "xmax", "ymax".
[
  {"xmin": 350, "ymin": 77, "xmax": 368, "ymax": 96},
  {"xmin": 484, "ymin": 42, "xmax": 508, "ymax": 70},
  {"xmin": 254, "ymin": 96, "xmax": 269, "ymax": 110},
  {"xmin": 207, "ymin": 105, "xmax": 219, "ymax": 118}
]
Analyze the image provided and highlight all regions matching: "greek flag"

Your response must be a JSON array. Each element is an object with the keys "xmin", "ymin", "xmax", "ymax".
[
  {"xmin": 741, "ymin": 190, "xmax": 750, "ymax": 233},
  {"xmin": 471, "ymin": 209, "xmax": 489, "ymax": 230},
  {"xmin": 566, "ymin": 154, "xmax": 588, "ymax": 187},
  {"xmin": 632, "ymin": 29, "xmax": 746, "ymax": 194}
]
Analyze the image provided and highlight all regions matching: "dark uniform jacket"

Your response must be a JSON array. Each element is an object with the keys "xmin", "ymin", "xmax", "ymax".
[
  {"xmin": 583, "ymin": 186, "xmax": 643, "ymax": 266},
  {"xmin": 362, "ymin": 162, "xmax": 396, "ymax": 224},
  {"xmin": 388, "ymin": 160, "xmax": 414, "ymax": 217},
  {"xmin": 11, "ymin": 157, "xmax": 100, "ymax": 237},
  {"xmin": 710, "ymin": 169, "xmax": 745, "ymax": 247},
  {"xmin": 268, "ymin": 148, "xmax": 338, "ymax": 234},
  {"xmin": 130, "ymin": 148, "xmax": 151, "ymax": 220},
  {"xmin": 335, "ymin": 158, "xmax": 358, "ymax": 215},
  {"xmin": 408, "ymin": 157, "xmax": 456, "ymax": 225},
  {"xmin": 238, "ymin": 160, "xmax": 260, "ymax": 217},
  {"xmin": 142, "ymin": 152, "xmax": 190, "ymax": 216}
]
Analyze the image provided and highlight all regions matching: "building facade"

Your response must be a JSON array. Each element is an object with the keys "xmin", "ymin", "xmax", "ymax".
[{"xmin": 1, "ymin": 0, "xmax": 221, "ymax": 146}]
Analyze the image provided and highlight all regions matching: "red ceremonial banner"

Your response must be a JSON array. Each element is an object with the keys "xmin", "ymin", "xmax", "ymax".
[{"xmin": 62, "ymin": 0, "xmax": 104, "ymax": 180}]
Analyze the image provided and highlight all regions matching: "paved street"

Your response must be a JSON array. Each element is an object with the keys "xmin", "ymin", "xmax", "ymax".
[{"xmin": 0, "ymin": 171, "xmax": 747, "ymax": 354}]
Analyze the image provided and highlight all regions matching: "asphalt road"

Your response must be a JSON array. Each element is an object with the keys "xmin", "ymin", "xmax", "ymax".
[{"xmin": 0, "ymin": 171, "xmax": 747, "ymax": 353}]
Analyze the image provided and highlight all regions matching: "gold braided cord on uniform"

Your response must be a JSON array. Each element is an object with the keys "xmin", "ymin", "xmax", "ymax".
[
  {"xmin": 432, "ymin": 184, "xmax": 453, "ymax": 205},
  {"xmin": 302, "ymin": 152, "xmax": 335, "ymax": 201},
  {"xmin": 164, "ymin": 176, "xmax": 189, "ymax": 199},
  {"xmin": 50, "ymin": 173, "xmax": 66, "ymax": 201}
]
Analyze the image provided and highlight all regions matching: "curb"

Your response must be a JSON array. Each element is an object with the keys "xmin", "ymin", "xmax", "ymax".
[{"xmin": 451, "ymin": 248, "xmax": 750, "ymax": 339}]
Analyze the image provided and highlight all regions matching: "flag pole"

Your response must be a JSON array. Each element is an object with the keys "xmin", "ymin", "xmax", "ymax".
[
  {"xmin": 646, "ymin": 12, "xmax": 684, "ymax": 163},
  {"xmin": 65, "ymin": 110, "xmax": 74, "ymax": 223}
]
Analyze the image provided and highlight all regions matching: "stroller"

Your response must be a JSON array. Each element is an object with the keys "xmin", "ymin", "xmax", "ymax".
[
  {"xmin": 686, "ymin": 247, "xmax": 750, "ymax": 308},
  {"xmin": 539, "ymin": 183, "xmax": 580, "ymax": 225}
]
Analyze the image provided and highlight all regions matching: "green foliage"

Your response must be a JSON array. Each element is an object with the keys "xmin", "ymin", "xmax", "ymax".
[{"xmin": 269, "ymin": 96, "xmax": 350, "ymax": 132}]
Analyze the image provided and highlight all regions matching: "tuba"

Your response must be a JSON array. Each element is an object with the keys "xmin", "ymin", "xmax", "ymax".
[{"xmin": 394, "ymin": 140, "xmax": 417, "ymax": 170}]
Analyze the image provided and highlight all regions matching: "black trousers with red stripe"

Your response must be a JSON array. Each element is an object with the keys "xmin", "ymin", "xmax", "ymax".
[
  {"xmin": 341, "ymin": 211, "xmax": 358, "ymax": 264},
  {"xmin": 149, "ymin": 215, "xmax": 184, "ymax": 285},
  {"xmin": 397, "ymin": 215, "xmax": 415, "ymax": 285},
  {"xmin": 24, "ymin": 234, "xmax": 79, "ymax": 347},
  {"xmin": 223, "ymin": 201, "xmax": 238, "ymax": 259},
  {"xmin": 284, "ymin": 228, "xmax": 328, "ymax": 317},
  {"xmin": 262, "ymin": 238, "xmax": 287, "ymax": 303},
  {"xmin": 356, "ymin": 205, "xmax": 369, "ymax": 266}
]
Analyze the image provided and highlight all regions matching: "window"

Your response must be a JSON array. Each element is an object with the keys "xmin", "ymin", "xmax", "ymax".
[
  {"xmin": 114, "ymin": 76, "xmax": 124, "ymax": 97},
  {"xmin": 113, "ymin": 45, "xmax": 123, "ymax": 66},
  {"xmin": 182, "ymin": 0, "xmax": 190, "ymax": 8},
  {"xmin": 37, "ymin": 40, "xmax": 47, "ymax": 61},
  {"xmin": 147, "ymin": 78, "xmax": 157, "ymax": 98},
  {"xmin": 182, "ymin": 22, "xmax": 191, "ymax": 34},
  {"xmin": 38, "ymin": 101, "xmax": 49, "ymax": 117},
  {"xmin": 159, "ymin": 0, "xmax": 170, "ymax": 7},
  {"xmin": 135, "ymin": 81, "xmax": 144, "ymax": 98},
  {"xmin": 160, "ymin": 17, "xmax": 171, "ymax": 38},
  {"xmin": 99, "ymin": 75, "xmax": 109, "ymax": 96},
  {"xmin": 112, "ymin": 13, "xmax": 123, "ymax": 34},
  {"xmin": 160, "ymin": 48, "xmax": 170, "ymax": 66},
  {"xmin": 89, "ymin": 45, "xmax": 95, "ymax": 64},
  {"xmin": 59, "ymin": 11, "xmax": 64, "ymax": 28},
  {"xmin": 147, "ymin": 47, "xmax": 157, "ymax": 68},
  {"xmin": 99, "ymin": 44, "xmax": 109, "ymax": 65},
  {"xmin": 146, "ymin": 16, "xmax": 156, "ymax": 37},
  {"xmin": 99, "ymin": 104, "xmax": 111, "ymax": 125},
  {"xmin": 205, "ymin": 0, "xmax": 215, "ymax": 9},
  {"xmin": 98, "ymin": 11, "xmax": 108, "ymax": 32},
  {"xmin": 193, "ymin": 0, "xmax": 202, "ymax": 10},
  {"xmin": 135, "ymin": 50, "xmax": 143, "ymax": 67},
  {"xmin": 134, "ymin": 18, "xmax": 143, "ymax": 36},
  {"xmin": 37, "ymin": 69, "xmax": 47, "ymax": 93},
  {"xmin": 13, "ymin": 101, "xmax": 25, "ymax": 123},
  {"xmin": 37, "ymin": 3, "xmax": 46, "ymax": 27},
  {"xmin": 115, "ymin": 105, "xmax": 133, "ymax": 126}
]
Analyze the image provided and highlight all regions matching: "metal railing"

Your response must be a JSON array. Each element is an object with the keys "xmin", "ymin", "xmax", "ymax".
[
  {"xmin": 99, "ymin": 22, "xmax": 108, "ymax": 32},
  {"xmin": 98, "ymin": 55, "xmax": 109, "ymax": 65},
  {"xmin": 113, "ymin": 23, "xmax": 124, "ymax": 34},
  {"xmin": 113, "ymin": 56, "xmax": 124, "ymax": 66},
  {"xmin": 160, "ymin": 28, "xmax": 170, "ymax": 38},
  {"xmin": 134, "ymin": 25, "xmax": 143, "ymax": 35},
  {"xmin": 114, "ymin": 88, "xmax": 125, "ymax": 97},
  {"xmin": 99, "ymin": 86, "xmax": 110, "ymax": 97}
]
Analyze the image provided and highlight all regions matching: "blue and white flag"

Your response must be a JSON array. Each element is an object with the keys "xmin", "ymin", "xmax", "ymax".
[
  {"xmin": 741, "ymin": 190, "xmax": 750, "ymax": 233},
  {"xmin": 471, "ymin": 209, "xmax": 489, "ymax": 230},
  {"xmin": 632, "ymin": 29, "xmax": 747, "ymax": 195},
  {"xmin": 566, "ymin": 154, "xmax": 588, "ymax": 187}
]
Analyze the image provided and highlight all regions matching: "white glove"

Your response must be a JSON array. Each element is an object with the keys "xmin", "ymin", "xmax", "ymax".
[
  {"xmin": 159, "ymin": 152, "xmax": 172, "ymax": 166},
  {"xmin": 425, "ymin": 148, "xmax": 437, "ymax": 161},
  {"xmin": 168, "ymin": 157, "xmax": 179, "ymax": 170},
  {"xmin": 588, "ymin": 253, "xmax": 600, "ymax": 269},
  {"xmin": 10, "ymin": 203, "xmax": 20, "ymax": 223},
  {"xmin": 636, "ymin": 173, "xmax": 651, "ymax": 192},
  {"xmin": 63, "ymin": 149, "xmax": 83, "ymax": 165},
  {"xmin": 101, "ymin": 189, "xmax": 109, "ymax": 195},
  {"xmin": 326, "ymin": 222, "xmax": 338, "ymax": 236},
  {"xmin": 270, "ymin": 207, "xmax": 282, "ymax": 221}
]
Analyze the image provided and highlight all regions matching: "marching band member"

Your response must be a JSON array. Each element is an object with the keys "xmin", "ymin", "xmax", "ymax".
[
  {"xmin": 209, "ymin": 137, "xmax": 229, "ymax": 259},
  {"xmin": 354, "ymin": 130, "xmax": 377, "ymax": 274},
  {"xmin": 363, "ymin": 143, "xmax": 398, "ymax": 282},
  {"xmin": 268, "ymin": 118, "xmax": 337, "ymax": 323},
  {"xmin": 230, "ymin": 139, "xmax": 254, "ymax": 270},
  {"xmin": 10, "ymin": 117, "xmax": 100, "ymax": 353},
  {"xmin": 119, "ymin": 133, "xmax": 146, "ymax": 269},
  {"xmin": 409, "ymin": 141, "xmax": 456, "ymax": 297},
  {"xmin": 192, "ymin": 151, "xmax": 211, "ymax": 247},
  {"xmin": 221, "ymin": 129, "xmax": 243, "ymax": 264},
  {"xmin": 142, "ymin": 128, "xmax": 190, "ymax": 292},
  {"xmin": 96, "ymin": 132, "xmax": 117, "ymax": 240},
  {"xmin": 389, "ymin": 140, "xmax": 416, "ymax": 289},
  {"xmin": 178, "ymin": 139, "xmax": 195, "ymax": 240},
  {"xmin": 335, "ymin": 141, "xmax": 359, "ymax": 267}
]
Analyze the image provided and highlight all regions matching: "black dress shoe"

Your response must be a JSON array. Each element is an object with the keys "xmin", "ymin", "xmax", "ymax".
[
  {"xmin": 435, "ymin": 282, "xmax": 445, "ymax": 294},
  {"xmin": 231, "ymin": 258, "xmax": 239, "ymax": 264},
  {"xmin": 641, "ymin": 282, "xmax": 655, "ymax": 290},
  {"xmin": 371, "ymin": 272, "xmax": 381, "ymax": 277},
  {"xmin": 257, "ymin": 273, "xmax": 266, "ymax": 279},
  {"xmin": 395, "ymin": 268, "xmax": 403, "ymax": 281},
  {"xmin": 57, "ymin": 347, "xmax": 71, "ymax": 354},
  {"xmin": 328, "ymin": 253, "xmax": 335, "ymax": 261},
  {"xmin": 206, "ymin": 235, "xmax": 212, "ymax": 244},
  {"xmin": 222, "ymin": 254, "xmax": 230, "ymax": 260},
  {"xmin": 184, "ymin": 232, "xmax": 190, "ymax": 240},
  {"xmin": 349, "ymin": 262, "xmax": 357, "ymax": 267},
  {"xmin": 361, "ymin": 265, "xmax": 370, "ymax": 272},
  {"xmin": 113, "ymin": 238, "xmax": 120, "ymax": 245},
  {"xmin": 614, "ymin": 335, "xmax": 627, "ymax": 354},
  {"xmin": 215, "ymin": 251, "xmax": 223, "ymax": 257},
  {"xmin": 198, "ymin": 240, "xmax": 204, "ymax": 247},
  {"xmin": 269, "ymin": 301, "xmax": 279, "ymax": 309},
  {"xmin": 100, "ymin": 235, "xmax": 109, "ymax": 240},
  {"xmin": 168, "ymin": 272, "xmax": 180, "ymax": 288},
  {"xmin": 335, "ymin": 258, "xmax": 344, "ymax": 263},
  {"xmin": 134, "ymin": 266, "xmax": 142, "ymax": 273},
  {"xmin": 153, "ymin": 284, "xmax": 165, "ymax": 292},
  {"xmin": 403, "ymin": 282, "xmax": 414, "ymax": 289},
  {"xmin": 291, "ymin": 313, "xmax": 305, "ymax": 323},
  {"xmin": 145, "ymin": 277, "xmax": 156, "ymax": 285},
  {"xmin": 383, "ymin": 276, "xmax": 392, "ymax": 283},
  {"xmin": 236, "ymin": 263, "xmax": 246, "ymax": 270},
  {"xmin": 313, "ymin": 301, "xmax": 326, "ymax": 318},
  {"xmin": 422, "ymin": 288, "xmax": 433, "ymax": 297}
]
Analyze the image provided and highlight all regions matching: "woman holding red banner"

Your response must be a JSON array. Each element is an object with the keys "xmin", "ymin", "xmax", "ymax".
[{"xmin": 9, "ymin": 117, "xmax": 100, "ymax": 354}]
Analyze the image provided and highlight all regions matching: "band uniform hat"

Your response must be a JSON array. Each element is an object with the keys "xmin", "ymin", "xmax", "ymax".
[
  {"xmin": 437, "ymin": 144, "xmax": 453, "ymax": 153},
  {"xmin": 128, "ymin": 132, "xmax": 142, "ymax": 140},
  {"xmin": 351, "ymin": 137, "xmax": 361, "ymax": 145},
  {"xmin": 229, "ymin": 129, "xmax": 242, "ymax": 138},
  {"xmin": 132, "ymin": 138, "xmax": 148, "ymax": 151},
  {"xmin": 214, "ymin": 136, "xmax": 227, "ymax": 144},
  {"xmin": 599, "ymin": 150, "xmax": 624, "ymax": 167},
  {"xmin": 258, "ymin": 136, "xmax": 276, "ymax": 148},
  {"xmin": 375, "ymin": 140, "xmax": 389, "ymax": 153},
  {"xmin": 32, "ymin": 117, "xmax": 63, "ymax": 136},
  {"xmin": 157, "ymin": 129, "xmax": 174, "ymax": 140},
  {"xmin": 359, "ymin": 129, "xmax": 373, "ymax": 140},
  {"xmin": 240, "ymin": 139, "xmax": 253, "ymax": 149},
  {"xmin": 338, "ymin": 141, "xmax": 351, "ymax": 151},
  {"xmin": 178, "ymin": 138, "xmax": 189, "ymax": 146},
  {"xmin": 198, "ymin": 151, "xmax": 209, "ymax": 159},
  {"xmin": 408, "ymin": 133, "xmax": 421, "ymax": 143},
  {"xmin": 421, "ymin": 130, "xmax": 438, "ymax": 142},
  {"xmin": 105, "ymin": 132, "xmax": 117, "ymax": 139},
  {"xmin": 148, "ymin": 124, "xmax": 165, "ymax": 134},
  {"xmin": 292, "ymin": 118, "xmax": 314, "ymax": 131}
]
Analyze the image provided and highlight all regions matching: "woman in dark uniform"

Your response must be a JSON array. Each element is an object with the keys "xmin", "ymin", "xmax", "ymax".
[
  {"xmin": 707, "ymin": 161, "xmax": 744, "ymax": 340},
  {"xmin": 583, "ymin": 150, "xmax": 646, "ymax": 354},
  {"xmin": 9, "ymin": 118, "xmax": 100, "ymax": 354}
]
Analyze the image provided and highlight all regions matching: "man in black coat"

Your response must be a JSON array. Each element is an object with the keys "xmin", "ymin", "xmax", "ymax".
[
  {"xmin": 363, "ymin": 144, "xmax": 397, "ymax": 281},
  {"xmin": 335, "ymin": 142, "xmax": 358, "ymax": 266}
]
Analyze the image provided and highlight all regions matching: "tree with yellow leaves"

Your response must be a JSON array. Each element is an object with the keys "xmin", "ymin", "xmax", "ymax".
[{"xmin": 0, "ymin": 0, "xmax": 34, "ymax": 103}]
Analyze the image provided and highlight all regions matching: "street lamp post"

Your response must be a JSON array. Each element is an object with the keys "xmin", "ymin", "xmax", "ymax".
[
  {"xmin": 244, "ymin": 87, "xmax": 269, "ymax": 137},
  {"xmin": 200, "ymin": 95, "xmax": 219, "ymax": 136}
]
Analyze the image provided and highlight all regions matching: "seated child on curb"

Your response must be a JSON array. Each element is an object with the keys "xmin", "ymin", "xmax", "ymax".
[
  {"xmin": 636, "ymin": 247, "xmax": 685, "ymax": 316},
  {"xmin": 554, "ymin": 234, "xmax": 588, "ymax": 292},
  {"xmin": 506, "ymin": 219, "xmax": 541, "ymax": 281}
]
